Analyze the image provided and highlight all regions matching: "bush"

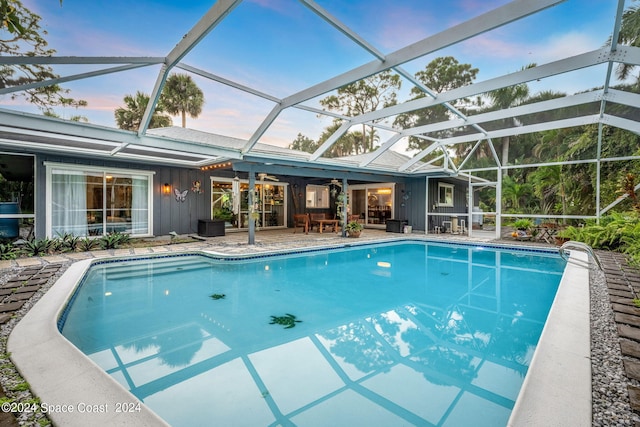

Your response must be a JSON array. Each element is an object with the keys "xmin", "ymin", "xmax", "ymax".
[
  {"xmin": 0, "ymin": 242, "xmax": 18, "ymax": 260},
  {"xmin": 78, "ymin": 237, "xmax": 100, "ymax": 252},
  {"xmin": 99, "ymin": 231, "xmax": 130, "ymax": 249},
  {"xmin": 21, "ymin": 238, "xmax": 53, "ymax": 257},
  {"xmin": 560, "ymin": 211, "xmax": 640, "ymax": 265},
  {"xmin": 56, "ymin": 232, "xmax": 82, "ymax": 252}
]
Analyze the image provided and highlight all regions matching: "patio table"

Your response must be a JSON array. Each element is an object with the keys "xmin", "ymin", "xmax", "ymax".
[
  {"xmin": 535, "ymin": 226, "xmax": 558, "ymax": 244},
  {"xmin": 316, "ymin": 219, "xmax": 339, "ymax": 233}
]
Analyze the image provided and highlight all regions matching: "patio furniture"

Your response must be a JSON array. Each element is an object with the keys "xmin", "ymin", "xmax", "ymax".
[
  {"xmin": 309, "ymin": 213, "xmax": 339, "ymax": 233},
  {"xmin": 198, "ymin": 219, "xmax": 225, "ymax": 237},
  {"xmin": 386, "ymin": 219, "xmax": 408, "ymax": 233},
  {"xmin": 535, "ymin": 224, "xmax": 558, "ymax": 244},
  {"xmin": 293, "ymin": 214, "xmax": 309, "ymax": 234},
  {"xmin": 348, "ymin": 214, "xmax": 361, "ymax": 223}
]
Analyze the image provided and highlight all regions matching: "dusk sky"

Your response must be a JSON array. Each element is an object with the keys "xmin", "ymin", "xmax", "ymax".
[{"xmin": 5, "ymin": 0, "xmax": 626, "ymax": 150}]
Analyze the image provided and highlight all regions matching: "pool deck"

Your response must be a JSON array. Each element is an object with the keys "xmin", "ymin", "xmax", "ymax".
[{"xmin": 0, "ymin": 229, "xmax": 636, "ymax": 426}]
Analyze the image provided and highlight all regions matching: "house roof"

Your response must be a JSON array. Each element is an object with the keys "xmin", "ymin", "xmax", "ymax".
[{"xmin": 0, "ymin": 0, "xmax": 638, "ymax": 180}]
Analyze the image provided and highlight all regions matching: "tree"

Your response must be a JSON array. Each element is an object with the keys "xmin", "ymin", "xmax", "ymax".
[
  {"xmin": 485, "ymin": 64, "xmax": 535, "ymax": 176},
  {"xmin": 615, "ymin": 1, "xmax": 640, "ymax": 84},
  {"xmin": 320, "ymin": 70, "xmax": 401, "ymax": 154},
  {"xmin": 114, "ymin": 91, "xmax": 172, "ymax": 131},
  {"xmin": 528, "ymin": 164, "xmax": 566, "ymax": 216},
  {"xmin": 394, "ymin": 57, "xmax": 478, "ymax": 151},
  {"xmin": 44, "ymin": 109, "xmax": 88, "ymax": 123},
  {"xmin": 502, "ymin": 175, "xmax": 534, "ymax": 212},
  {"xmin": 316, "ymin": 119, "xmax": 356, "ymax": 157},
  {"xmin": 289, "ymin": 133, "xmax": 318, "ymax": 153},
  {"xmin": 160, "ymin": 73, "xmax": 204, "ymax": 128},
  {"xmin": 0, "ymin": 0, "xmax": 86, "ymax": 111}
]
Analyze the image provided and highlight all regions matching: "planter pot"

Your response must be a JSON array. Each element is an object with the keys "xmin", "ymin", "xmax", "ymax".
[
  {"xmin": 555, "ymin": 236, "xmax": 570, "ymax": 246},
  {"xmin": 198, "ymin": 219, "xmax": 226, "ymax": 237},
  {"xmin": 348, "ymin": 231, "xmax": 361, "ymax": 238}
]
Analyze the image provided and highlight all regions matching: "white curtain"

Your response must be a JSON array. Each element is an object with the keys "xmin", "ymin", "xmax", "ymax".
[
  {"xmin": 232, "ymin": 177, "xmax": 240, "ymax": 215},
  {"xmin": 52, "ymin": 171, "xmax": 88, "ymax": 236},
  {"xmin": 131, "ymin": 176, "xmax": 148, "ymax": 235}
]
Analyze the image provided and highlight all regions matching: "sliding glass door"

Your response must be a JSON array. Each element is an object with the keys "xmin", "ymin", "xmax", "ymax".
[
  {"xmin": 47, "ymin": 163, "xmax": 153, "ymax": 237},
  {"xmin": 349, "ymin": 183, "xmax": 395, "ymax": 228},
  {"xmin": 211, "ymin": 178, "xmax": 287, "ymax": 230}
]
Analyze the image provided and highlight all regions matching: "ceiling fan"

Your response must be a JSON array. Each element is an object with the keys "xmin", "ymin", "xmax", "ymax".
[{"xmin": 258, "ymin": 173, "xmax": 279, "ymax": 181}]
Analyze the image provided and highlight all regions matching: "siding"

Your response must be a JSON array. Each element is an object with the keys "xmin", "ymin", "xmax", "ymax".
[
  {"xmin": 34, "ymin": 153, "xmax": 232, "ymax": 238},
  {"xmin": 427, "ymin": 178, "xmax": 469, "ymax": 232},
  {"xmin": 393, "ymin": 178, "xmax": 426, "ymax": 231}
]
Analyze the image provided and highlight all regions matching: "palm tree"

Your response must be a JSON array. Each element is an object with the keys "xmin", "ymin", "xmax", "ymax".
[
  {"xmin": 529, "ymin": 164, "xmax": 567, "ymax": 217},
  {"xmin": 486, "ymin": 64, "xmax": 535, "ymax": 176},
  {"xmin": 161, "ymin": 74, "xmax": 205, "ymax": 128},
  {"xmin": 615, "ymin": 2, "xmax": 640, "ymax": 84},
  {"xmin": 502, "ymin": 175, "xmax": 534, "ymax": 212},
  {"xmin": 114, "ymin": 91, "xmax": 172, "ymax": 131}
]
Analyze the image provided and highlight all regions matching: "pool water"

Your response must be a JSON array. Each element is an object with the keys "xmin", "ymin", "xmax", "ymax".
[{"xmin": 60, "ymin": 242, "xmax": 566, "ymax": 426}]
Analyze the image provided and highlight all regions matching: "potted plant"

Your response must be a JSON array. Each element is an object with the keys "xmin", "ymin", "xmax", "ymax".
[
  {"xmin": 345, "ymin": 220, "xmax": 363, "ymax": 238},
  {"xmin": 511, "ymin": 219, "xmax": 533, "ymax": 240},
  {"xmin": 554, "ymin": 227, "xmax": 576, "ymax": 246}
]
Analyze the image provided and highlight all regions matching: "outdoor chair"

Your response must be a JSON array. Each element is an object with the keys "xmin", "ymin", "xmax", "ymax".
[
  {"xmin": 293, "ymin": 214, "xmax": 309, "ymax": 234},
  {"xmin": 348, "ymin": 214, "xmax": 362, "ymax": 223}
]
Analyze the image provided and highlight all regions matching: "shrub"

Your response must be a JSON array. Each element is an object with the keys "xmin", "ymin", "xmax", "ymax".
[
  {"xmin": 57, "ymin": 232, "xmax": 82, "ymax": 252},
  {"xmin": 21, "ymin": 238, "xmax": 53, "ymax": 257},
  {"xmin": 0, "ymin": 242, "xmax": 18, "ymax": 260},
  {"xmin": 78, "ymin": 237, "xmax": 100, "ymax": 252},
  {"xmin": 561, "ymin": 211, "xmax": 640, "ymax": 265},
  {"xmin": 99, "ymin": 231, "xmax": 130, "ymax": 249}
]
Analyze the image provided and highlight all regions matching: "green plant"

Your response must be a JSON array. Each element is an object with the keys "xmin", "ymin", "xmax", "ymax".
[
  {"xmin": 513, "ymin": 219, "xmax": 533, "ymax": 230},
  {"xmin": 57, "ymin": 232, "xmax": 82, "ymax": 252},
  {"xmin": 78, "ymin": 237, "xmax": 100, "ymax": 252},
  {"xmin": 345, "ymin": 221, "xmax": 363, "ymax": 233},
  {"xmin": 212, "ymin": 207, "xmax": 234, "ymax": 221},
  {"xmin": 99, "ymin": 231, "xmax": 131, "ymax": 249},
  {"xmin": 21, "ymin": 238, "xmax": 53, "ymax": 257},
  {"xmin": 560, "ymin": 211, "xmax": 640, "ymax": 266},
  {"xmin": 11, "ymin": 381, "xmax": 30, "ymax": 392},
  {"xmin": 0, "ymin": 242, "xmax": 18, "ymax": 260}
]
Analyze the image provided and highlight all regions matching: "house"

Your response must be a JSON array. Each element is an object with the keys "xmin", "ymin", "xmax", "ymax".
[{"xmin": 0, "ymin": 120, "xmax": 471, "ymax": 243}]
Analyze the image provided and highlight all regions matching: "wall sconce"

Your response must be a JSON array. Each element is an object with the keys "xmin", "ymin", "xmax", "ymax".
[{"xmin": 162, "ymin": 183, "xmax": 171, "ymax": 196}]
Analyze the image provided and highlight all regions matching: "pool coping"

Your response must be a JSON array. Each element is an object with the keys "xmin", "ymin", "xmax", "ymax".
[{"xmin": 7, "ymin": 240, "xmax": 591, "ymax": 426}]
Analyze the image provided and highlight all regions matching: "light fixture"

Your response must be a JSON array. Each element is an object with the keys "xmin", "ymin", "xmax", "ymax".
[{"xmin": 163, "ymin": 183, "xmax": 171, "ymax": 195}]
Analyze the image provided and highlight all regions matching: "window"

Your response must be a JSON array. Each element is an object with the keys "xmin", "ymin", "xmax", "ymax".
[
  {"xmin": 305, "ymin": 185, "xmax": 329, "ymax": 209},
  {"xmin": 46, "ymin": 163, "xmax": 153, "ymax": 237},
  {"xmin": 438, "ymin": 183, "xmax": 454, "ymax": 207}
]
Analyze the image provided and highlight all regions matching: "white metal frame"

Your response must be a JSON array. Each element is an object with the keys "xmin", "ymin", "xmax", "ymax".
[{"xmin": 0, "ymin": 0, "xmax": 637, "ymax": 228}]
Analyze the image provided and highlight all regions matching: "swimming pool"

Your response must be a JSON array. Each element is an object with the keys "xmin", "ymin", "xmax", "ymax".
[{"xmin": 57, "ymin": 241, "xmax": 565, "ymax": 426}]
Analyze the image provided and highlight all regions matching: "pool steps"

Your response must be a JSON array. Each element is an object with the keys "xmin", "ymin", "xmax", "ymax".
[{"xmin": 101, "ymin": 256, "xmax": 211, "ymax": 280}]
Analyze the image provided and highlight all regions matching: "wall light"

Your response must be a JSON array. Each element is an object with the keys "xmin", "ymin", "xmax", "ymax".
[{"xmin": 163, "ymin": 183, "xmax": 171, "ymax": 195}]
